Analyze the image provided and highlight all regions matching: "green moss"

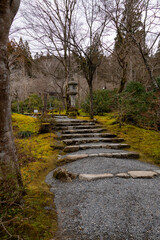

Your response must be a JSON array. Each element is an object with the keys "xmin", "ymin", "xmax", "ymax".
[
  {"xmin": 1, "ymin": 114, "xmax": 60, "ymax": 240},
  {"xmin": 12, "ymin": 113, "xmax": 40, "ymax": 133},
  {"xmin": 95, "ymin": 113, "xmax": 160, "ymax": 165}
]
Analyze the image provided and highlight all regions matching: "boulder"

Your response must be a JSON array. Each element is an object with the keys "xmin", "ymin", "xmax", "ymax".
[{"xmin": 53, "ymin": 168, "xmax": 77, "ymax": 182}]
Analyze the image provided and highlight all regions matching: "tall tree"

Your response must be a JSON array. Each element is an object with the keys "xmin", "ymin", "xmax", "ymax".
[
  {"xmin": 101, "ymin": 0, "xmax": 160, "ymax": 91},
  {"xmin": 72, "ymin": 0, "xmax": 109, "ymax": 118},
  {"xmin": 103, "ymin": 0, "xmax": 144, "ymax": 92},
  {"xmin": 0, "ymin": 0, "xmax": 23, "ymax": 202},
  {"xmin": 23, "ymin": 0, "xmax": 77, "ymax": 110}
]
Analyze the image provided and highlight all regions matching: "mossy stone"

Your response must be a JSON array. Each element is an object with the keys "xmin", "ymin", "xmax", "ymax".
[{"xmin": 53, "ymin": 168, "xmax": 77, "ymax": 182}]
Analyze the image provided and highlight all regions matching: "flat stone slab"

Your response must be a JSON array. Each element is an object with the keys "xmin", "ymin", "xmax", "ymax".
[
  {"xmin": 116, "ymin": 173, "xmax": 130, "ymax": 178},
  {"xmin": 79, "ymin": 173, "xmax": 114, "ymax": 181},
  {"xmin": 128, "ymin": 171, "xmax": 158, "ymax": 178},
  {"xmin": 64, "ymin": 143, "xmax": 130, "ymax": 152},
  {"xmin": 62, "ymin": 128, "xmax": 106, "ymax": 134},
  {"xmin": 62, "ymin": 154, "xmax": 88, "ymax": 161},
  {"xmin": 63, "ymin": 152, "xmax": 139, "ymax": 161},
  {"xmin": 57, "ymin": 125, "xmax": 103, "ymax": 130},
  {"xmin": 61, "ymin": 133, "xmax": 116, "ymax": 139},
  {"xmin": 63, "ymin": 137, "xmax": 124, "ymax": 145},
  {"xmin": 56, "ymin": 122, "xmax": 96, "ymax": 126}
]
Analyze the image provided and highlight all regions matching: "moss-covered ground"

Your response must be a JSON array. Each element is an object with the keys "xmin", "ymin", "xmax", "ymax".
[
  {"xmin": 1, "ymin": 114, "xmax": 60, "ymax": 239},
  {"xmin": 79, "ymin": 113, "xmax": 160, "ymax": 165}
]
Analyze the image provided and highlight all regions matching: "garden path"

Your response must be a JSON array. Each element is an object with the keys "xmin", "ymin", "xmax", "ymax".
[{"xmin": 46, "ymin": 115, "xmax": 160, "ymax": 240}]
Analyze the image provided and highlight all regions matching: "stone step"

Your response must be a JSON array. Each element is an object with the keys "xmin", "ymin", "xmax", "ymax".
[
  {"xmin": 61, "ymin": 152, "xmax": 139, "ymax": 161},
  {"xmin": 61, "ymin": 128, "xmax": 106, "ymax": 134},
  {"xmin": 64, "ymin": 143, "xmax": 130, "ymax": 152},
  {"xmin": 56, "ymin": 125, "xmax": 103, "ymax": 130},
  {"xmin": 61, "ymin": 133, "xmax": 116, "ymax": 139},
  {"xmin": 79, "ymin": 171, "xmax": 158, "ymax": 181},
  {"xmin": 63, "ymin": 137, "xmax": 124, "ymax": 145},
  {"xmin": 56, "ymin": 121, "xmax": 95, "ymax": 126}
]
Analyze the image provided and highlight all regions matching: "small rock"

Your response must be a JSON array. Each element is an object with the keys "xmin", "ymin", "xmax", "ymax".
[
  {"xmin": 116, "ymin": 173, "xmax": 130, "ymax": 178},
  {"xmin": 53, "ymin": 168, "xmax": 77, "ymax": 182},
  {"xmin": 128, "ymin": 171, "xmax": 158, "ymax": 179},
  {"xmin": 79, "ymin": 173, "xmax": 114, "ymax": 181}
]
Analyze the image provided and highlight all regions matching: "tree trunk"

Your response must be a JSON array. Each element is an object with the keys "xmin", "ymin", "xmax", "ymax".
[
  {"xmin": 89, "ymin": 83, "xmax": 94, "ymax": 119},
  {"xmin": 118, "ymin": 62, "xmax": 128, "ymax": 93},
  {"xmin": 0, "ymin": 0, "xmax": 23, "ymax": 202},
  {"xmin": 42, "ymin": 92, "xmax": 48, "ymax": 114},
  {"xmin": 17, "ymin": 98, "xmax": 20, "ymax": 113},
  {"xmin": 141, "ymin": 53, "xmax": 158, "ymax": 89}
]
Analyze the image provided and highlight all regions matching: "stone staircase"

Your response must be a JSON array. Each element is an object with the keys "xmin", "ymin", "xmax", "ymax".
[
  {"xmin": 55, "ymin": 116, "xmax": 139, "ymax": 161},
  {"xmin": 52, "ymin": 115, "xmax": 160, "ymax": 180}
]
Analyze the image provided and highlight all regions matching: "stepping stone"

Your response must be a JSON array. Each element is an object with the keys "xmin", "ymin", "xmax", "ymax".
[
  {"xmin": 79, "ymin": 173, "xmax": 114, "ymax": 181},
  {"xmin": 115, "ymin": 173, "xmax": 130, "ymax": 178},
  {"xmin": 61, "ymin": 154, "xmax": 88, "ymax": 161},
  {"xmin": 61, "ymin": 128, "xmax": 106, "ymax": 134},
  {"xmin": 64, "ymin": 143, "xmax": 130, "ymax": 152},
  {"xmin": 128, "ymin": 171, "xmax": 158, "ymax": 179},
  {"xmin": 63, "ymin": 138, "xmax": 124, "ymax": 145},
  {"xmin": 62, "ymin": 152, "xmax": 139, "ymax": 161},
  {"xmin": 56, "ymin": 122, "xmax": 95, "ymax": 126},
  {"xmin": 61, "ymin": 133, "xmax": 116, "ymax": 139},
  {"xmin": 56, "ymin": 125, "xmax": 103, "ymax": 130}
]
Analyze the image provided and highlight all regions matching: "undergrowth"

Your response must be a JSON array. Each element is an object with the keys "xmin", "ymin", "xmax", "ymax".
[
  {"xmin": 0, "ymin": 114, "xmax": 60, "ymax": 239},
  {"xmin": 95, "ymin": 113, "xmax": 160, "ymax": 165}
]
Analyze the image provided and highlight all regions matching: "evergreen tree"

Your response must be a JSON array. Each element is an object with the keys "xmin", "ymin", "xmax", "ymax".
[{"xmin": 114, "ymin": 0, "xmax": 143, "ymax": 92}]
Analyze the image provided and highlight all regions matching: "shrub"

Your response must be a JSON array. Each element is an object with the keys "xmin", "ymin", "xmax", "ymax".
[
  {"xmin": 52, "ymin": 98, "xmax": 64, "ymax": 113},
  {"xmin": 82, "ymin": 89, "xmax": 116, "ymax": 115},
  {"xmin": 118, "ymin": 81, "xmax": 158, "ymax": 128},
  {"xmin": 23, "ymin": 94, "xmax": 43, "ymax": 113},
  {"xmin": 17, "ymin": 131, "xmax": 32, "ymax": 138},
  {"xmin": 12, "ymin": 94, "xmax": 43, "ymax": 113}
]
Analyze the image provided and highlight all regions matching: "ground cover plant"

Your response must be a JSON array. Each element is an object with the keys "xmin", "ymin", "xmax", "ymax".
[
  {"xmin": 82, "ymin": 82, "xmax": 159, "ymax": 130},
  {"xmin": 0, "ymin": 114, "xmax": 60, "ymax": 240},
  {"xmin": 96, "ymin": 113, "xmax": 160, "ymax": 165},
  {"xmin": 78, "ymin": 112, "xmax": 160, "ymax": 165}
]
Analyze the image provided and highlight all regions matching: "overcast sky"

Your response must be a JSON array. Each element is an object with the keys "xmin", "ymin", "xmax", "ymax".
[{"xmin": 10, "ymin": 0, "xmax": 160, "ymax": 56}]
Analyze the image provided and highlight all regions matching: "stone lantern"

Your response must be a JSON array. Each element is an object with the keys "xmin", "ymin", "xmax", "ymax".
[{"xmin": 68, "ymin": 78, "xmax": 78, "ymax": 108}]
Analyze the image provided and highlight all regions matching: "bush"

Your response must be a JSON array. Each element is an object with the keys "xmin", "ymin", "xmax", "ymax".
[
  {"xmin": 118, "ymin": 81, "xmax": 158, "ymax": 128},
  {"xmin": 17, "ymin": 131, "xmax": 32, "ymax": 138},
  {"xmin": 23, "ymin": 94, "xmax": 43, "ymax": 113},
  {"xmin": 52, "ymin": 98, "xmax": 64, "ymax": 113},
  {"xmin": 82, "ymin": 89, "xmax": 116, "ymax": 115},
  {"xmin": 12, "ymin": 94, "xmax": 43, "ymax": 113}
]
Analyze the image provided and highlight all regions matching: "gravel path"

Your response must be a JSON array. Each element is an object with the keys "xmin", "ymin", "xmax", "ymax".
[
  {"xmin": 62, "ymin": 157, "xmax": 160, "ymax": 175},
  {"xmin": 46, "ymin": 116, "xmax": 160, "ymax": 239},
  {"xmin": 46, "ymin": 169, "xmax": 160, "ymax": 240}
]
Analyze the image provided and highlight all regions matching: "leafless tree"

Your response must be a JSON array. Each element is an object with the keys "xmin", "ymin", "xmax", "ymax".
[
  {"xmin": 22, "ymin": 0, "xmax": 77, "ymax": 110},
  {"xmin": 102, "ymin": 0, "xmax": 160, "ymax": 90},
  {"xmin": 0, "ymin": 0, "xmax": 23, "ymax": 202},
  {"xmin": 71, "ymin": 0, "xmax": 109, "ymax": 118}
]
